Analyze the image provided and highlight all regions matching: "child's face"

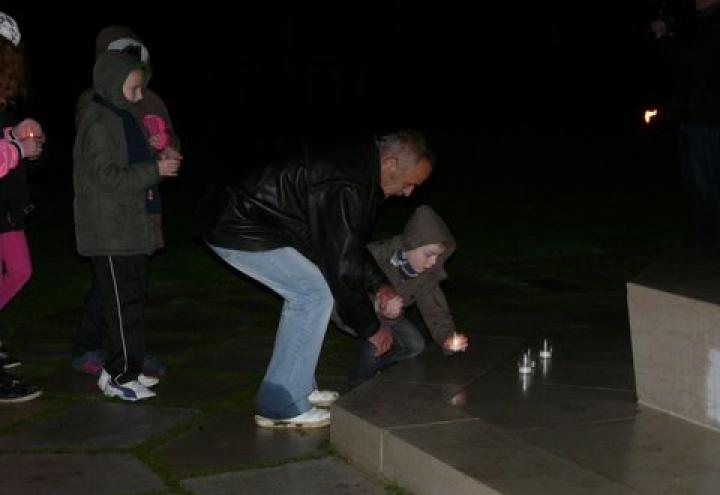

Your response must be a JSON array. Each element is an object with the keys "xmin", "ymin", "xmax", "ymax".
[
  {"xmin": 122, "ymin": 69, "xmax": 144, "ymax": 103},
  {"xmin": 406, "ymin": 243, "xmax": 445, "ymax": 273}
]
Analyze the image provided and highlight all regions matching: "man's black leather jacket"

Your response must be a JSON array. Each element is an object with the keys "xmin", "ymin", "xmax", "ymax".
[{"xmin": 204, "ymin": 137, "xmax": 388, "ymax": 338}]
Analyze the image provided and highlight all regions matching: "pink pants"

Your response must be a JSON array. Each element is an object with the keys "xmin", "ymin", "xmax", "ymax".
[{"xmin": 0, "ymin": 230, "xmax": 32, "ymax": 310}]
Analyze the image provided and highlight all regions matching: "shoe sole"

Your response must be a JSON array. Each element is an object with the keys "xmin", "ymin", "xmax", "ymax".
[
  {"xmin": 102, "ymin": 385, "xmax": 155, "ymax": 402},
  {"xmin": 309, "ymin": 399, "xmax": 336, "ymax": 408},
  {"xmin": 254, "ymin": 415, "xmax": 330, "ymax": 429},
  {"xmin": 0, "ymin": 389, "xmax": 42, "ymax": 403}
]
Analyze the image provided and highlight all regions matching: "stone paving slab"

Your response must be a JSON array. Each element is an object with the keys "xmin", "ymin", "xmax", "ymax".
[
  {"xmin": 36, "ymin": 365, "xmax": 105, "ymax": 397},
  {"xmin": 0, "ymin": 401, "xmax": 196, "ymax": 449},
  {"xmin": 533, "ymin": 339, "xmax": 636, "ymax": 391},
  {"xmin": 178, "ymin": 339, "xmax": 274, "ymax": 374},
  {"xmin": 455, "ymin": 365, "xmax": 638, "ymax": 430},
  {"xmin": 182, "ymin": 457, "xmax": 389, "ymax": 495},
  {"xmin": 378, "ymin": 338, "xmax": 523, "ymax": 388},
  {"xmin": 156, "ymin": 409, "xmax": 328, "ymax": 476},
  {"xmin": 336, "ymin": 380, "xmax": 473, "ymax": 428},
  {"xmin": 0, "ymin": 453, "xmax": 165, "ymax": 495},
  {"xmin": 384, "ymin": 420, "xmax": 640, "ymax": 495},
  {"xmin": 152, "ymin": 371, "xmax": 250, "ymax": 406},
  {"xmin": 517, "ymin": 407, "xmax": 720, "ymax": 495},
  {"xmin": 0, "ymin": 397, "xmax": 62, "ymax": 431}
]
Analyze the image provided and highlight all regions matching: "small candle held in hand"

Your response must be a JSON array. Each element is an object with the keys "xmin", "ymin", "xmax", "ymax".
[{"xmin": 448, "ymin": 333, "xmax": 464, "ymax": 352}]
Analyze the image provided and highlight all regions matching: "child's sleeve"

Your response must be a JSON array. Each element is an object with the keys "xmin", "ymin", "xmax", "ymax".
[
  {"xmin": 81, "ymin": 124, "xmax": 159, "ymax": 193},
  {"xmin": 0, "ymin": 130, "xmax": 22, "ymax": 179},
  {"xmin": 415, "ymin": 285, "xmax": 457, "ymax": 346}
]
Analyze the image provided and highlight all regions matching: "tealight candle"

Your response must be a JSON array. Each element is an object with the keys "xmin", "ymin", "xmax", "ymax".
[{"xmin": 448, "ymin": 333, "xmax": 464, "ymax": 352}]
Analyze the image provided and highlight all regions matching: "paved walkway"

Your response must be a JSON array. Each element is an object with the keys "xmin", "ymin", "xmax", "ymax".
[{"xmin": 2, "ymin": 253, "xmax": 718, "ymax": 494}]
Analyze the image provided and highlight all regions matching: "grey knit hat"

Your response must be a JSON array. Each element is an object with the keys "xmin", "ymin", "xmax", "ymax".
[{"xmin": 0, "ymin": 12, "xmax": 20, "ymax": 46}]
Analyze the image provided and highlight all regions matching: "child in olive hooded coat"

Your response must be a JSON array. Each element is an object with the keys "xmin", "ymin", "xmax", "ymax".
[
  {"xmin": 347, "ymin": 205, "xmax": 468, "ymax": 388},
  {"xmin": 73, "ymin": 51, "xmax": 180, "ymax": 401},
  {"xmin": 72, "ymin": 26, "xmax": 181, "ymax": 378}
]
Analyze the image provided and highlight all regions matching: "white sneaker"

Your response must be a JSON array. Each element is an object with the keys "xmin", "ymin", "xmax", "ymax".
[
  {"xmin": 99, "ymin": 370, "xmax": 159, "ymax": 389},
  {"xmin": 138, "ymin": 374, "xmax": 159, "ymax": 388},
  {"xmin": 98, "ymin": 369, "xmax": 111, "ymax": 390},
  {"xmin": 254, "ymin": 407, "xmax": 330, "ymax": 428},
  {"xmin": 308, "ymin": 389, "xmax": 339, "ymax": 407},
  {"xmin": 98, "ymin": 370, "xmax": 155, "ymax": 401}
]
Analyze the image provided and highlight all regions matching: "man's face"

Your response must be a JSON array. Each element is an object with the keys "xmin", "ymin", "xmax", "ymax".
[{"xmin": 380, "ymin": 157, "xmax": 432, "ymax": 197}]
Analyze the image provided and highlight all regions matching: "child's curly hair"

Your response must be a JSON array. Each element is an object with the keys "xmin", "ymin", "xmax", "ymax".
[{"xmin": 0, "ymin": 37, "xmax": 26, "ymax": 108}]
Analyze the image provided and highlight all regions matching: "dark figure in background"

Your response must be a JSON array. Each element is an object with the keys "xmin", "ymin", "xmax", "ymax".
[
  {"xmin": 204, "ymin": 131, "xmax": 432, "ymax": 428},
  {"xmin": 651, "ymin": 0, "xmax": 720, "ymax": 245}
]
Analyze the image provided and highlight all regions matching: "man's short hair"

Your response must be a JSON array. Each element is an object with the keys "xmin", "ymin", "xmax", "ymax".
[{"xmin": 377, "ymin": 130, "xmax": 434, "ymax": 171}]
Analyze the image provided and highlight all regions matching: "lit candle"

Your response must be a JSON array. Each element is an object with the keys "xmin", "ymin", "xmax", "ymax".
[
  {"xmin": 539, "ymin": 339, "xmax": 552, "ymax": 359},
  {"xmin": 644, "ymin": 108, "xmax": 658, "ymax": 124},
  {"xmin": 518, "ymin": 351, "xmax": 533, "ymax": 374},
  {"xmin": 448, "ymin": 333, "xmax": 464, "ymax": 352}
]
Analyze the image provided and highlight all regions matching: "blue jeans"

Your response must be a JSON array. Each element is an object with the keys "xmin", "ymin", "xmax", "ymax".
[
  {"xmin": 678, "ymin": 123, "xmax": 720, "ymax": 245},
  {"xmin": 348, "ymin": 317, "xmax": 426, "ymax": 389},
  {"xmin": 209, "ymin": 245, "xmax": 333, "ymax": 419}
]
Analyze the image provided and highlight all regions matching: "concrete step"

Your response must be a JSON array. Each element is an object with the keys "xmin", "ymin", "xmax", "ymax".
[{"xmin": 331, "ymin": 321, "xmax": 720, "ymax": 495}]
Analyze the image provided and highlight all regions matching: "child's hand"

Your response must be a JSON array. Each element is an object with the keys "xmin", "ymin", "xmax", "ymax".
[
  {"xmin": 14, "ymin": 118, "xmax": 45, "ymax": 143},
  {"xmin": 157, "ymin": 158, "xmax": 181, "ymax": 177},
  {"xmin": 442, "ymin": 332, "xmax": 469, "ymax": 353},
  {"xmin": 374, "ymin": 285, "xmax": 404, "ymax": 319},
  {"xmin": 160, "ymin": 146, "xmax": 182, "ymax": 161},
  {"xmin": 17, "ymin": 137, "xmax": 42, "ymax": 160},
  {"xmin": 11, "ymin": 119, "xmax": 45, "ymax": 159}
]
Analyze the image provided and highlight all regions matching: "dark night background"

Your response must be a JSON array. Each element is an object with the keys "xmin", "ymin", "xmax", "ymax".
[
  {"xmin": 10, "ymin": 2, "xmax": 680, "ymax": 135},
  {"xmin": 0, "ymin": 1, "xmax": 702, "ymax": 285}
]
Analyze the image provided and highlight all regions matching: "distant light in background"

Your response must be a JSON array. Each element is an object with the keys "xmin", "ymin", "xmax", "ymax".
[{"xmin": 644, "ymin": 108, "xmax": 659, "ymax": 124}]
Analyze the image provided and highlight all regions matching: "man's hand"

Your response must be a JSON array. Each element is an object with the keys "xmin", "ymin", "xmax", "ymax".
[
  {"xmin": 368, "ymin": 325, "xmax": 393, "ymax": 356},
  {"xmin": 374, "ymin": 285, "xmax": 403, "ymax": 319}
]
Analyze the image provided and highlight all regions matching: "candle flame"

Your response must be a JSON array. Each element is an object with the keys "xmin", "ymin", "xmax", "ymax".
[
  {"xmin": 644, "ymin": 108, "xmax": 658, "ymax": 124},
  {"xmin": 449, "ymin": 333, "xmax": 463, "ymax": 352}
]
